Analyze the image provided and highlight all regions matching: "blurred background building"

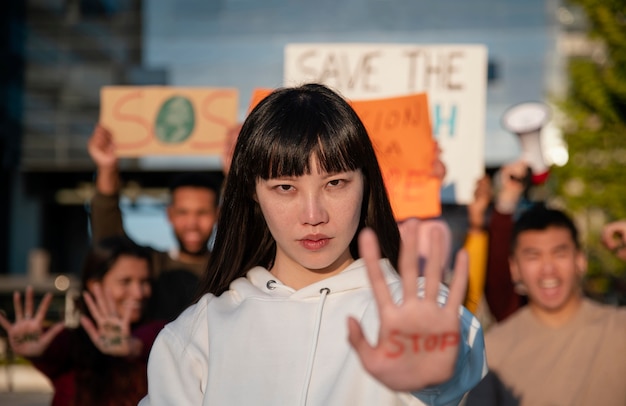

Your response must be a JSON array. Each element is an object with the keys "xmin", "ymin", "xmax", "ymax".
[{"xmin": 0, "ymin": 0, "xmax": 611, "ymax": 282}]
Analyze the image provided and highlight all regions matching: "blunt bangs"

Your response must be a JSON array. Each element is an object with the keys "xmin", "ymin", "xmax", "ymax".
[{"xmin": 241, "ymin": 85, "xmax": 368, "ymax": 181}]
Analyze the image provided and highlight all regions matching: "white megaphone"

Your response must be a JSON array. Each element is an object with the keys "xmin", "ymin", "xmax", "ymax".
[{"xmin": 501, "ymin": 101, "xmax": 551, "ymax": 185}]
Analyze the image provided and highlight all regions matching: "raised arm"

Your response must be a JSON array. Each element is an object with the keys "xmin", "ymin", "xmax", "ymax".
[
  {"xmin": 87, "ymin": 125, "xmax": 126, "ymax": 242},
  {"xmin": 485, "ymin": 160, "xmax": 528, "ymax": 322}
]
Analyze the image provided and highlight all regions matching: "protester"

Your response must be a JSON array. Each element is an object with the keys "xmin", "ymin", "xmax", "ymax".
[
  {"xmin": 462, "ymin": 175, "xmax": 492, "ymax": 317},
  {"xmin": 88, "ymin": 125, "xmax": 221, "ymax": 277},
  {"xmin": 484, "ymin": 160, "xmax": 530, "ymax": 321},
  {"xmin": 0, "ymin": 236, "xmax": 165, "ymax": 406},
  {"xmin": 474, "ymin": 205, "xmax": 626, "ymax": 405},
  {"xmin": 139, "ymin": 83, "xmax": 486, "ymax": 405},
  {"xmin": 88, "ymin": 125, "xmax": 222, "ymax": 319}
]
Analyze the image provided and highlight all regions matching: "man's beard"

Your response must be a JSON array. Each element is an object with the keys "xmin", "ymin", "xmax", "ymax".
[{"xmin": 176, "ymin": 236, "xmax": 210, "ymax": 257}]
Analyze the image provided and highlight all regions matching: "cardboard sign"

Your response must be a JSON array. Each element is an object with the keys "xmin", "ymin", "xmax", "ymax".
[
  {"xmin": 248, "ymin": 88, "xmax": 440, "ymax": 219},
  {"xmin": 353, "ymin": 94, "xmax": 440, "ymax": 220},
  {"xmin": 100, "ymin": 86, "xmax": 239, "ymax": 156},
  {"xmin": 284, "ymin": 43, "xmax": 487, "ymax": 204}
]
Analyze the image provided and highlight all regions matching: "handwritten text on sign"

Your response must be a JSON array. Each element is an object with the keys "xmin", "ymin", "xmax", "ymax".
[
  {"xmin": 100, "ymin": 86, "xmax": 239, "ymax": 157},
  {"xmin": 248, "ymin": 89, "xmax": 440, "ymax": 219},
  {"xmin": 284, "ymin": 44, "xmax": 487, "ymax": 204},
  {"xmin": 353, "ymin": 94, "xmax": 440, "ymax": 220}
]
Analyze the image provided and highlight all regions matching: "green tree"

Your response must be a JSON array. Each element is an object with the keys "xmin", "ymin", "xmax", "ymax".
[{"xmin": 552, "ymin": 0, "xmax": 626, "ymax": 301}]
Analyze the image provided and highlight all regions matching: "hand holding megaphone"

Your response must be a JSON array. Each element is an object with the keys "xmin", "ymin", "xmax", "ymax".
[
  {"xmin": 494, "ymin": 160, "xmax": 529, "ymax": 214},
  {"xmin": 501, "ymin": 102, "xmax": 551, "ymax": 185}
]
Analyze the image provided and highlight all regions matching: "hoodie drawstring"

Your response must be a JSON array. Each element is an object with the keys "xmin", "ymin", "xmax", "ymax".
[{"xmin": 299, "ymin": 287, "xmax": 330, "ymax": 406}]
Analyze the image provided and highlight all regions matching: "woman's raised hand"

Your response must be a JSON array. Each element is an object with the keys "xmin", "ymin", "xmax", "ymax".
[
  {"xmin": 348, "ymin": 218, "xmax": 468, "ymax": 391},
  {"xmin": 0, "ymin": 286, "xmax": 64, "ymax": 358},
  {"xmin": 80, "ymin": 283, "xmax": 136, "ymax": 357}
]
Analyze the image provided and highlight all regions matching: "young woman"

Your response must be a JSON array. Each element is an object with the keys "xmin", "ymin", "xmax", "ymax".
[
  {"xmin": 140, "ymin": 83, "xmax": 486, "ymax": 405},
  {"xmin": 0, "ymin": 236, "xmax": 166, "ymax": 406}
]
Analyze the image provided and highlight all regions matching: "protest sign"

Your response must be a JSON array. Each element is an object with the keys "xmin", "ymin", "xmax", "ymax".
[
  {"xmin": 100, "ymin": 86, "xmax": 238, "ymax": 156},
  {"xmin": 284, "ymin": 43, "xmax": 487, "ymax": 204},
  {"xmin": 354, "ymin": 93, "xmax": 440, "ymax": 219}
]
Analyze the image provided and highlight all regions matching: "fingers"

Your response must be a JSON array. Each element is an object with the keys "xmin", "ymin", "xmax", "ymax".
[
  {"xmin": 34, "ymin": 293, "xmax": 54, "ymax": 323},
  {"xmin": 601, "ymin": 221, "xmax": 626, "ymax": 250},
  {"xmin": 92, "ymin": 124, "xmax": 112, "ymax": 144},
  {"xmin": 13, "ymin": 291, "xmax": 24, "ymax": 321},
  {"xmin": 80, "ymin": 315, "xmax": 100, "ymax": 345},
  {"xmin": 39, "ymin": 322, "xmax": 65, "ymax": 348},
  {"xmin": 0, "ymin": 312, "xmax": 11, "ymax": 332},
  {"xmin": 347, "ymin": 317, "xmax": 374, "ymax": 360},
  {"xmin": 82, "ymin": 291, "xmax": 104, "ymax": 327},
  {"xmin": 24, "ymin": 286, "xmax": 34, "ymax": 320},
  {"xmin": 398, "ymin": 219, "xmax": 419, "ymax": 300},
  {"xmin": 359, "ymin": 228, "xmax": 393, "ymax": 308},
  {"xmin": 88, "ymin": 125, "xmax": 117, "ymax": 165},
  {"xmin": 423, "ymin": 227, "xmax": 444, "ymax": 301},
  {"xmin": 87, "ymin": 283, "xmax": 116, "ymax": 320},
  {"xmin": 445, "ymin": 250, "xmax": 469, "ymax": 313}
]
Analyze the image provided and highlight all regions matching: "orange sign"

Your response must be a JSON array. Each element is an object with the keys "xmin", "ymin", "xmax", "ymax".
[
  {"xmin": 248, "ymin": 89, "xmax": 440, "ymax": 219},
  {"xmin": 353, "ymin": 94, "xmax": 440, "ymax": 220},
  {"xmin": 100, "ymin": 86, "xmax": 239, "ymax": 156},
  {"xmin": 248, "ymin": 88, "xmax": 273, "ymax": 113}
]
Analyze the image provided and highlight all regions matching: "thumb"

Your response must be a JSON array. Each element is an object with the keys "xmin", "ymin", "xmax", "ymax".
[
  {"xmin": 40, "ymin": 322, "xmax": 65, "ymax": 348},
  {"xmin": 347, "ymin": 317, "xmax": 372, "ymax": 356}
]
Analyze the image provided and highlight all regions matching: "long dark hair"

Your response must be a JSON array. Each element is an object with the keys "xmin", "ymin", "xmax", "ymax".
[
  {"xmin": 199, "ymin": 83, "xmax": 400, "ymax": 296},
  {"xmin": 73, "ymin": 235, "xmax": 153, "ymax": 406}
]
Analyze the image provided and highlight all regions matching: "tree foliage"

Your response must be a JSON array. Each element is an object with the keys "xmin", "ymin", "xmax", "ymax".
[{"xmin": 552, "ymin": 0, "xmax": 626, "ymax": 299}]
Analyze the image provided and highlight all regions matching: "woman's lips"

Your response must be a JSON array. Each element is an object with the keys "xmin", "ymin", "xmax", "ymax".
[{"xmin": 299, "ymin": 235, "xmax": 331, "ymax": 251}]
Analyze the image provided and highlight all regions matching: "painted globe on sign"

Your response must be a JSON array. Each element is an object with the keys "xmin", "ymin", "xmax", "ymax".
[{"xmin": 154, "ymin": 96, "xmax": 196, "ymax": 144}]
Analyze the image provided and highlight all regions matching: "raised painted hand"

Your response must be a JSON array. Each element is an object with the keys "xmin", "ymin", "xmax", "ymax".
[
  {"xmin": 80, "ymin": 283, "xmax": 138, "ymax": 357},
  {"xmin": 348, "ymin": 218, "xmax": 468, "ymax": 391},
  {"xmin": 0, "ymin": 286, "xmax": 64, "ymax": 358}
]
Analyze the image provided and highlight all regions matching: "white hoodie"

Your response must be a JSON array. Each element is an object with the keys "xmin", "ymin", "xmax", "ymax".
[{"xmin": 140, "ymin": 259, "xmax": 486, "ymax": 406}]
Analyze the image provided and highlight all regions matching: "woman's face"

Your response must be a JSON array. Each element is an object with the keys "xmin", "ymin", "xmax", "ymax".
[
  {"xmin": 255, "ymin": 157, "xmax": 364, "ymax": 290},
  {"xmin": 96, "ymin": 255, "xmax": 152, "ymax": 323}
]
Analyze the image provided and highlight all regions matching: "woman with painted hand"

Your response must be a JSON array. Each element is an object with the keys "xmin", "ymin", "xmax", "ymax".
[
  {"xmin": 0, "ymin": 236, "xmax": 166, "ymax": 406},
  {"xmin": 140, "ymin": 83, "xmax": 486, "ymax": 406}
]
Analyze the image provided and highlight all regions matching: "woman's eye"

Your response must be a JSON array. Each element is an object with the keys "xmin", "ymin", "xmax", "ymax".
[
  {"xmin": 277, "ymin": 184, "xmax": 293, "ymax": 191},
  {"xmin": 328, "ymin": 179, "xmax": 343, "ymax": 187}
]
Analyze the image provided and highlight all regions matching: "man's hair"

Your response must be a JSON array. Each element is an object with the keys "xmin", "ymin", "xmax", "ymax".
[
  {"xmin": 511, "ymin": 204, "xmax": 580, "ymax": 253},
  {"xmin": 168, "ymin": 172, "xmax": 223, "ymax": 203}
]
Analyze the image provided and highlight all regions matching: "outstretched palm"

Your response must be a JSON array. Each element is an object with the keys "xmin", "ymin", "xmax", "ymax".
[
  {"xmin": 80, "ymin": 283, "xmax": 134, "ymax": 357},
  {"xmin": 0, "ymin": 286, "xmax": 64, "ymax": 358},
  {"xmin": 348, "ymin": 218, "xmax": 468, "ymax": 391}
]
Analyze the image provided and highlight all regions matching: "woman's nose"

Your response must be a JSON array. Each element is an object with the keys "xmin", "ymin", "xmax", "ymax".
[
  {"xmin": 301, "ymin": 193, "xmax": 329, "ymax": 226},
  {"xmin": 130, "ymin": 282, "xmax": 146, "ymax": 299}
]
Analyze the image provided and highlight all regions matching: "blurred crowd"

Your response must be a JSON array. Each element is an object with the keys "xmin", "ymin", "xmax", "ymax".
[{"xmin": 1, "ymin": 97, "xmax": 625, "ymax": 405}]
